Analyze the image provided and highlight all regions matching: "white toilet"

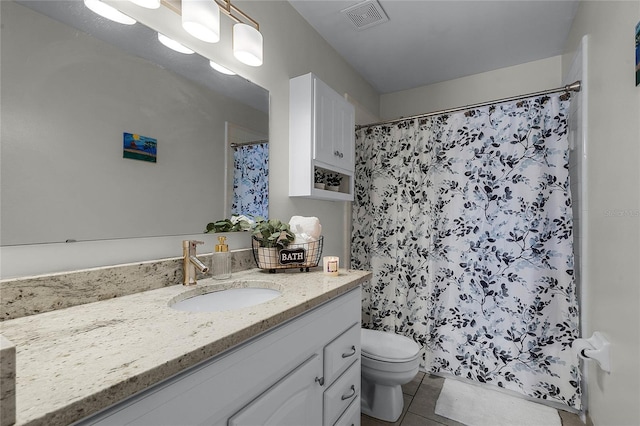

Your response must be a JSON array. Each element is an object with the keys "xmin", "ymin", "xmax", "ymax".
[{"xmin": 360, "ymin": 328, "xmax": 421, "ymax": 422}]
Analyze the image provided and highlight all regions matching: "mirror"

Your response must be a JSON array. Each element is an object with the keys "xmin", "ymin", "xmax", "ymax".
[
  {"xmin": 225, "ymin": 123, "xmax": 269, "ymax": 220},
  {"xmin": 0, "ymin": 0, "xmax": 269, "ymax": 246}
]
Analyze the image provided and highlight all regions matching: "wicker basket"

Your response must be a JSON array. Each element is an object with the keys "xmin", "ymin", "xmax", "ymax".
[{"xmin": 252, "ymin": 236, "xmax": 323, "ymax": 273}]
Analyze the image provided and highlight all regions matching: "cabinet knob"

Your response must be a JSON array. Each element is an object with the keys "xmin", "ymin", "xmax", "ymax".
[
  {"xmin": 341, "ymin": 385, "xmax": 356, "ymax": 401},
  {"xmin": 315, "ymin": 376, "xmax": 325, "ymax": 386},
  {"xmin": 341, "ymin": 346, "xmax": 357, "ymax": 358}
]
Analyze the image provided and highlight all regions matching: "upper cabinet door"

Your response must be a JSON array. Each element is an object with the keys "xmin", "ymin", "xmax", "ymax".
[
  {"xmin": 313, "ymin": 77, "xmax": 355, "ymax": 172},
  {"xmin": 333, "ymin": 89, "xmax": 355, "ymax": 171}
]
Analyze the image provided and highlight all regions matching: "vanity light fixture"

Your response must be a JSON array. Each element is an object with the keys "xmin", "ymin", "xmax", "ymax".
[
  {"xmin": 157, "ymin": 33, "xmax": 195, "ymax": 54},
  {"xmin": 182, "ymin": 0, "xmax": 220, "ymax": 43},
  {"xmin": 219, "ymin": 0, "xmax": 263, "ymax": 67},
  {"xmin": 129, "ymin": 0, "xmax": 161, "ymax": 9},
  {"xmin": 232, "ymin": 22, "xmax": 263, "ymax": 67},
  {"xmin": 179, "ymin": 0, "xmax": 263, "ymax": 67},
  {"xmin": 86, "ymin": 0, "xmax": 263, "ymax": 66},
  {"xmin": 83, "ymin": 0, "xmax": 136, "ymax": 25},
  {"xmin": 209, "ymin": 60, "xmax": 236, "ymax": 75}
]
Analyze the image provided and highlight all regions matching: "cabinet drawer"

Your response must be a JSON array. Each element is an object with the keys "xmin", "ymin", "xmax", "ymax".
[
  {"xmin": 334, "ymin": 397, "xmax": 360, "ymax": 426},
  {"xmin": 323, "ymin": 362, "xmax": 360, "ymax": 426},
  {"xmin": 324, "ymin": 322, "xmax": 360, "ymax": 385}
]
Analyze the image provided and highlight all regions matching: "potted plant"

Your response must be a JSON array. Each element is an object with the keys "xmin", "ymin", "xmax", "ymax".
[
  {"xmin": 252, "ymin": 218, "xmax": 295, "ymax": 269},
  {"xmin": 325, "ymin": 173, "xmax": 342, "ymax": 191},
  {"xmin": 205, "ymin": 214, "xmax": 253, "ymax": 233},
  {"xmin": 314, "ymin": 168, "xmax": 325, "ymax": 190}
]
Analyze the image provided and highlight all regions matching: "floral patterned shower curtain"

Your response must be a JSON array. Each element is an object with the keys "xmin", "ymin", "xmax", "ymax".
[
  {"xmin": 352, "ymin": 94, "xmax": 581, "ymax": 409},
  {"xmin": 232, "ymin": 142, "xmax": 268, "ymax": 219}
]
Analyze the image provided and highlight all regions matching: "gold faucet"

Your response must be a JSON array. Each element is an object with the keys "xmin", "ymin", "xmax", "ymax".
[{"xmin": 182, "ymin": 240, "xmax": 209, "ymax": 286}]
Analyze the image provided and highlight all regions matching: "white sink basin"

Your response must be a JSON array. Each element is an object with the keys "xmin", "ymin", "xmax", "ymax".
[{"xmin": 170, "ymin": 284, "xmax": 282, "ymax": 312}]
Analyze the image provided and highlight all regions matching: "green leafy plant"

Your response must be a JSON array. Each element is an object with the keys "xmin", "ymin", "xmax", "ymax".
[
  {"xmin": 326, "ymin": 173, "xmax": 342, "ymax": 187},
  {"xmin": 205, "ymin": 215, "xmax": 252, "ymax": 233},
  {"xmin": 314, "ymin": 168, "xmax": 325, "ymax": 184},
  {"xmin": 252, "ymin": 217, "xmax": 295, "ymax": 248}
]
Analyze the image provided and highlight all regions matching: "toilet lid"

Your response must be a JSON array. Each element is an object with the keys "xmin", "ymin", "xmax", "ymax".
[{"xmin": 361, "ymin": 328, "xmax": 421, "ymax": 363}]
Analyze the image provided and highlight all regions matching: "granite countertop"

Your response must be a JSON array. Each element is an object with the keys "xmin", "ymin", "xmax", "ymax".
[{"xmin": 0, "ymin": 268, "xmax": 371, "ymax": 426}]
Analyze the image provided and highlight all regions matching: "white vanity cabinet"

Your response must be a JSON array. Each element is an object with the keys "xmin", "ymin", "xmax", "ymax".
[
  {"xmin": 289, "ymin": 73, "xmax": 355, "ymax": 201},
  {"xmin": 75, "ymin": 287, "xmax": 361, "ymax": 426}
]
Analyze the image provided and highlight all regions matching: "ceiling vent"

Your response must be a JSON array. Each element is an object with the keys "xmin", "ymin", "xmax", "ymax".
[{"xmin": 341, "ymin": 0, "xmax": 389, "ymax": 31}]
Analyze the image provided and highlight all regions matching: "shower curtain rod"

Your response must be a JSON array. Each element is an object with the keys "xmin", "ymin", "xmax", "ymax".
[
  {"xmin": 230, "ymin": 139, "xmax": 268, "ymax": 148},
  {"xmin": 355, "ymin": 80, "xmax": 582, "ymax": 130}
]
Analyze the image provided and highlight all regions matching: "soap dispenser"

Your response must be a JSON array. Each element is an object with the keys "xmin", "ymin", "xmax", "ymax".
[{"xmin": 211, "ymin": 236, "xmax": 231, "ymax": 279}]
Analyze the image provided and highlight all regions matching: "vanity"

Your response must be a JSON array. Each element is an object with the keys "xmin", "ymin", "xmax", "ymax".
[
  {"xmin": 1, "ymin": 3, "xmax": 369, "ymax": 424},
  {"xmin": 0, "ymin": 268, "xmax": 371, "ymax": 426}
]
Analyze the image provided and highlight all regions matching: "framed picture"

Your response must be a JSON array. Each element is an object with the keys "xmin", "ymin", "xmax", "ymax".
[
  {"xmin": 123, "ymin": 133, "xmax": 157, "ymax": 163},
  {"xmin": 636, "ymin": 21, "xmax": 639, "ymax": 86}
]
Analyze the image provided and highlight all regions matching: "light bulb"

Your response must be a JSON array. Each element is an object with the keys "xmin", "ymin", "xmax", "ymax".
[
  {"xmin": 210, "ymin": 61, "xmax": 236, "ymax": 75},
  {"xmin": 157, "ymin": 33, "xmax": 195, "ymax": 54},
  {"xmin": 84, "ymin": 0, "xmax": 136, "ymax": 25},
  {"xmin": 129, "ymin": 0, "xmax": 161, "ymax": 9},
  {"xmin": 233, "ymin": 23, "xmax": 263, "ymax": 67},
  {"xmin": 182, "ymin": 0, "xmax": 220, "ymax": 43}
]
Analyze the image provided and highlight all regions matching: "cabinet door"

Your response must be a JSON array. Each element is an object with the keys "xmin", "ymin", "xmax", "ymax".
[
  {"xmin": 313, "ymin": 78, "xmax": 355, "ymax": 172},
  {"xmin": 314, "ymin": 77, "xmax": 338, "ymax": 166},
  {"xmin": 229, "ymin": 354, "xmax": 323, "ymax": 426},
  {"xmin": 333, "ymin": 97, "xmax": 355, "ymax": 172}
]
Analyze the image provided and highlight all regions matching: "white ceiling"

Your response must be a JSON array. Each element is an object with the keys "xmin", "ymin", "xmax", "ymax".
[{"xmin": 288, "ymin": 0, "xmax": 581, "ymax": 94}]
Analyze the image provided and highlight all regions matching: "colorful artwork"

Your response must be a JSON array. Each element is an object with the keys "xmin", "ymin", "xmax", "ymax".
[
  {"xmin": 636, "ymin": 21, "xmax": 640, "ymax": 86},
  {"xmin": 123, "ymin": 133, "xmax": 157, "ymax": 163}
]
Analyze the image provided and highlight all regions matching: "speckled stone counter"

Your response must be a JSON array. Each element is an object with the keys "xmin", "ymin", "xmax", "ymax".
[
  {"xmin": 0, "ymin": 249, "xmax": 255, "ymax": 321},
  {"xmin": 0, "ymin": 335, "xmax": 16, "ymax": 426},
  {"xmin": 0, "ymin": 268, "xmax": 371, "ymax": 426}
]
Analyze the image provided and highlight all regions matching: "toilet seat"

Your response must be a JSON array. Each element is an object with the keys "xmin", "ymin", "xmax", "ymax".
[{"xmin": 361, "ymin": 328, "xmax": 420, "ymax": 363}]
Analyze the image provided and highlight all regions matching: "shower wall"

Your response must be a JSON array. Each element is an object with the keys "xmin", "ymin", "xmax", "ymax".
[
  {"xmin": 565, "ymin": 36, "xmax": 588, "ymax": 337},
  {"xmin": 562, "ymin": 2, "xmax": 640, "ymax": 423},
  {"xmin": 564, "ymin": 35, "xmax": 588, "ymax": 419}
]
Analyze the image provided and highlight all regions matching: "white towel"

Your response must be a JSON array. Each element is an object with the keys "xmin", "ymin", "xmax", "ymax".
[{"xmin": 289, "ymin": 216, "xmax": 322, "ymax": 245}]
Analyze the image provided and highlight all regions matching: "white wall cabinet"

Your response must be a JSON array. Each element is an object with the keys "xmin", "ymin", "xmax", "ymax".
[
  {"xmin": 289, "ymin": 73, "xmax": 355, "ymax": 201},
  {"xmin": 75, "ymin": 288, "xmax": 361, "ymax": 426}
]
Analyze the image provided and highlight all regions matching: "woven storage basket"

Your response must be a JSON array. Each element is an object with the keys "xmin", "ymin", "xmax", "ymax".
[{"xmin": 252, "ymin": 236, "xmax": 323, "ymax": 273}]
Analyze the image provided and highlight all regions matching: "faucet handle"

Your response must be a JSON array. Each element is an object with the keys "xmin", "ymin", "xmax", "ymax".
[
  {"xmin": 182, "ymin": 240, "xmax": 204, "ymax": 246},
  {"xmin": 183, "ymin": 240, "xmax": 205, "ymax": 248}
]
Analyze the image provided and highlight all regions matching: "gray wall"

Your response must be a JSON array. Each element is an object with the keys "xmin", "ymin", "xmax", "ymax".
[{"xmin": 379, "ymin": 55, "xmax": 562, "ymax": 120}]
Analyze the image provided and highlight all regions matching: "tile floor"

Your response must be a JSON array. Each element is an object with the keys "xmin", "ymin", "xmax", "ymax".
[{"xmin": 361, "ymin": 372, "xmax": 588, "ymax": 426}]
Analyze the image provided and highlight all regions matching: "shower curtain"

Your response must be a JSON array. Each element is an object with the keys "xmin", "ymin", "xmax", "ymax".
[
  {"xmin": 352, "ymin": 94, "xmax": 581, "ymax": 409},
  {"xmin": 231, "ymin": 142, "xmax": 269, "ymax": 219}
]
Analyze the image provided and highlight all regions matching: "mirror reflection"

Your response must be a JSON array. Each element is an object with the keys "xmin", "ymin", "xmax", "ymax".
[
  {"xmin": 226, "ymin": 124, "xmax": 269, "ymax": 220},
  {"xmin": 0, "ymin": 0, "xmax": 269, "ymax": 246}
]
